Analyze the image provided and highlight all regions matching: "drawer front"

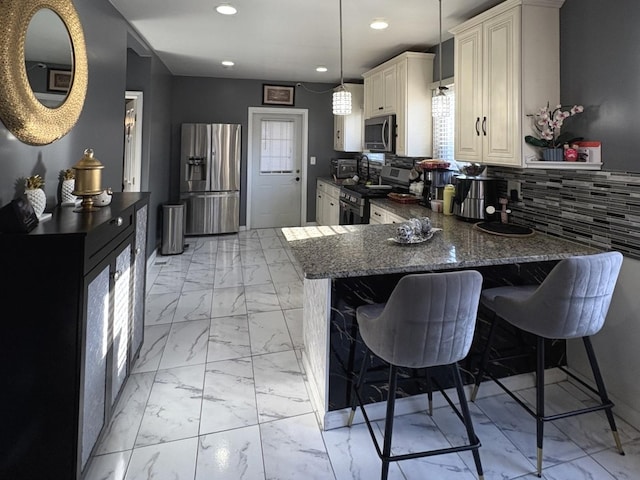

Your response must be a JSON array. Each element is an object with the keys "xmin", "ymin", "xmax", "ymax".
[
  {"xmin": 85, "ymin": 206, "xmax": 134, "ymax": 274},
  {"xmin": 370, "ymin": 205, "xmax": 386, "ymax": 224}
]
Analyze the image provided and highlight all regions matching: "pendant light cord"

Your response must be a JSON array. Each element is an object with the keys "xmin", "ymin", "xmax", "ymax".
[
  {"xmin": 339, "ymin": 0, "xmax": 345, "ymax": 88},
  {"xmin": 438, "ymin": 0, "xmax": 444, "ymax": 91}
]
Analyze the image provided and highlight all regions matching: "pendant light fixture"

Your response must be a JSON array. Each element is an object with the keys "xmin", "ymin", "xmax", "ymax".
[
  {"xmin": 332, "ymin": 0, "xmax": 352, "ymax": 115},
  {"xmin": 432, "ymin": 0, "xmax": 451, "ymax": 118}
]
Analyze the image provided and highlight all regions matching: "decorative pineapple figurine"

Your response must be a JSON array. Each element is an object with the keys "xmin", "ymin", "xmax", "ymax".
[
  {"xmin": 60, "ymin": 168, "xmax": 77, "ymax": 205},
  {"xmin": 24, "ymin": 174, "xmax": 46, "ymax": 218}
]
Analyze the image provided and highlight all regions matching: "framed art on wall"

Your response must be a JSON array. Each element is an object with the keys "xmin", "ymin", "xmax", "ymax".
[
  {"xmin": 48, "ymin": 69, "xmax": 72, "ymax": 92},
  {"xmin": 262, "ymin": 84, "xmax": 295, "ymax": 106}
]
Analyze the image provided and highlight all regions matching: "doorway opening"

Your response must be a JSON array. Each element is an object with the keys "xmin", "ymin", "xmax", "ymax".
[
  {"xmin": 123, "ymin": 91, "xmax": 143, "ymax": 192},
  {"xmin": 247, "ymin": 107, "xmax": 308, "ymax": 229}
]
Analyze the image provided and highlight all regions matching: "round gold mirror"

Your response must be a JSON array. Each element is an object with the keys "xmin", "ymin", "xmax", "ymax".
[{"xmin": 0, "ymin": 0, "xmax": 88, "ymax": 145}]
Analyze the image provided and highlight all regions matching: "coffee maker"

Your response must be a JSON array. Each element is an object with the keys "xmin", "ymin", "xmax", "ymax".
[{"xmin": 420, "ymin": 169, "xmax": 454, "ymax": 206}]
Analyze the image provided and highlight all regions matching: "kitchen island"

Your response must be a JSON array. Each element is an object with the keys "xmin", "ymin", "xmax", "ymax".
[{"xmin": 282, "ymin": 213, "xmax": 600, "ymax": 429}]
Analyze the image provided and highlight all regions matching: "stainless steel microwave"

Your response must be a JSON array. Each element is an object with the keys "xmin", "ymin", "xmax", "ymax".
[{"xmin": 364, "ymin": 114, "xmax": 396, "ymax": 153}]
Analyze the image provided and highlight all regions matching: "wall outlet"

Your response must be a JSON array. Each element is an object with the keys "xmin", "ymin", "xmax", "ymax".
[
  {"xmin": 507, "ymin": 180, "xmax": 521, "ymax": 202},
  {"xmin": 310, "ymin": 156, "xmax": 316, "ymax": 165}
]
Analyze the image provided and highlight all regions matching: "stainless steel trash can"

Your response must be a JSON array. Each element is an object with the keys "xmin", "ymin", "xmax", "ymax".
[{"xmin": 161, "ymin": 203, "xmax": 185, "ymax": 255}]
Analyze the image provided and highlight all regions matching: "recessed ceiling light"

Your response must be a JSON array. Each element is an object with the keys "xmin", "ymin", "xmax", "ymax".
[
  {"xmin": 316, "ymin": 66, "xmax": 328, "ymax": 73},
  {"xmin": 216, "ymin": 4, "xmax": 237, "ymax": 15},
  {"xmin": 221, "ymin": 60, "xmax": 235, "ymax": 67},
  {"xmin": 370, "ymin": 19, "xmax": 389, "ymax": 30}
]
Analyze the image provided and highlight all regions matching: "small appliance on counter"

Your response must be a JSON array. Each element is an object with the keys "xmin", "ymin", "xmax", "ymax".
[
  {"xmin": 415, "ymin": 159, "xmax": 455, "ymax": 208},
  {"xmin": 452, "ymin": 175, "xmax": 498, "ymax": 221}
]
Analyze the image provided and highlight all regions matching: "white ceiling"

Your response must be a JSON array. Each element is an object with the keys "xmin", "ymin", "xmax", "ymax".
[{"xmin": 108, "ymin": 0, "xmax": 503, "ymax": 84}]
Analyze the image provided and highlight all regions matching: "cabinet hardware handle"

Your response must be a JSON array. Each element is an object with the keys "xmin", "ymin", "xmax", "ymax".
[
  {"xmin": 135, "ymin": 247, "xmax": 141, "ymax": 256},
  {"xmin": 378, "ymin": 106, "xmax": 383, "ymax": 110},
  {"xmin": 475, "ymin": 117, "xmax": 480, "ymax": 136},
  {"xmin": 374, "ymin": 212, "xmax": 381, "ymax": 216},
  {"xmin": 112, "ymin": 270, "xmax": 122, "ymax": 281},
  {"xmin": 482, "ymin": 117, "xmax": 487, "ymax": 136},
  {"xmin": 111, "ymin": 217, "xmax": 124, "ymax": 227},
  {"xmin": 336, "ymin": 130, "xmax": 340, "ymax": 139}
]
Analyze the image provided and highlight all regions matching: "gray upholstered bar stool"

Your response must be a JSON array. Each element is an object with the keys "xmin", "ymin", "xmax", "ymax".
[
  {"xmin": 471, "ymin": 251, "xmax": 625, "ymax": 477},
  {"xmin": 348, "ymin": 270, "xmax": 485, "ymax": 480}
]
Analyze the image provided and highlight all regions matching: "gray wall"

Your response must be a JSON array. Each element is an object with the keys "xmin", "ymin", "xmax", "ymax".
[
  {"xmin": 126, "ymin": 48, "xmax": 173, "ymax": 250},
  {"xmin": 0, "ymin": 0, "xmax": 126, "ymax": 208},
  {"xmin": 0, "ymin": 0, "xmax": 173, "ymax": 254},
  {"xmin": 429, "ymin": 38, "xmax": 454, "ymax": 82},
  {"xmin": 171, "ymin": 77, "xmax": 337, "ymax": 224},
  {"xmin": 560, "ymin": 0, "xmax": 639, "ymax": 172}
]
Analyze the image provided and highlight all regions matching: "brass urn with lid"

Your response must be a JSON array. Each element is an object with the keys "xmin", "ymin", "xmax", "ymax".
[{"xmin": 72, "ymin": 148, "xmax": 104, "ymax": 212}]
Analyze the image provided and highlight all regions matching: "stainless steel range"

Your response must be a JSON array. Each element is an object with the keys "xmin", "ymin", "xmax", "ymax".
[{"xmin": 338, "ymin": 166, "xmax": 411, "ymax": 225}]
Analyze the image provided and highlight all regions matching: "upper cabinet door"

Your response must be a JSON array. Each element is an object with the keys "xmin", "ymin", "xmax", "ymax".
[
  {"xmin": 370, "ymin": 71, "xmax": 385, "ymax": 114},
  {"xmin": 381, "ymin": 65, "xmax": 397, "ymax": 114},
  {"xmin": 482, "ymin": 7, "xmax": 520, "ymax": 165},
  {"xmin": 455, "ymin": 25, "xmax": 483, "ymax": 162}
]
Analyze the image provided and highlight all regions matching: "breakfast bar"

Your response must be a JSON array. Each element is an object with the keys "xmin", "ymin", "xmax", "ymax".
[{"xmin": 282, "ymin": 213, "xmax": 600, "ymax": 430}]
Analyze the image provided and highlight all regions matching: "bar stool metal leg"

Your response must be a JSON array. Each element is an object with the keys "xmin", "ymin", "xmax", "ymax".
[
  {"xmin": 425, "ymin": 368, "xmax": 434, "ymax": 416},
  {"xmin": 536, "ymin": 336, "xmax": 545, "ymax": 477},
  {"xmin": 471, "ymin": 313, "xmax": 499, "ymax": 402},
  {"xmin": 381, "ymin": 365, "xmax": 398, "ymax": 480},
  {"xmin": 453, "ymin": 364, "xmax": 484, "ymax": 480},
  {"xmin": 583, "ymin": 337, "xmax": 625, "ymax": 455},
  {"xmin": 348, "ymin": 350, "xmax": 370, "ymax": 427}
]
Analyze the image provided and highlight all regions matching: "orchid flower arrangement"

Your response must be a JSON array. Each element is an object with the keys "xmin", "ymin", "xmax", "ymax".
[{"xmin": 525, "ymin": 103, "xmax": 584, "ymax": 148}]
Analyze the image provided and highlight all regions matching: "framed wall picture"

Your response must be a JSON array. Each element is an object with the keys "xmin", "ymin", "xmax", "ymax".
[
  {"xmin": 262, "ymin": 84, "xmax": 295, "ymax": 106},
  {"xmin": 48, "ymin": 69, "xmax": 72, "ymax": 92}
]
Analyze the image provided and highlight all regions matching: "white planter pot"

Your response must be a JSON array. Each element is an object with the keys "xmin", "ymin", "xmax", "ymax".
[
  {"xmin": 25, "ymin": 188, "xmax": 46, "ymax": 218},
  {"xmin": 61, "ymin": 179, "xmax": 77, "ymax": 205}
]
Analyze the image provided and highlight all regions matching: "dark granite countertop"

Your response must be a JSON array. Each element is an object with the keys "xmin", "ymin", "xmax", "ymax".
[{"xmin": 282, "ymin": 210, "xmax": 600, "ymax": 279}]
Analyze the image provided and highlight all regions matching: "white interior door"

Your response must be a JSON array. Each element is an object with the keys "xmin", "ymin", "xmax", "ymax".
[{"xmin": 249, "ymin": 110, "xmax": 305, "ymax": 229}]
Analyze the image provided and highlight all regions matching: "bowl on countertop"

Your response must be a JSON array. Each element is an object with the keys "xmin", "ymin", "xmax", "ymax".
[{"xmin": 457, "ymin": 163, "xmax": 486, "ymax": 176}]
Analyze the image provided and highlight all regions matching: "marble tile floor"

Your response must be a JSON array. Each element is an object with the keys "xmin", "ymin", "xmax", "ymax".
[{"xmin": 85, "ymin": 228, "xmax": 640, "ymax": 480}]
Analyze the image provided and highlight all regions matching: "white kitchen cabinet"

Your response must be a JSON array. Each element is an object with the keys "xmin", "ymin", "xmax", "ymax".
[
  {"xmin": 364, "ymin": 65, "xmax": 397, "ymax": 118},
  {"xmin": 395, "ymin": 53, "xmax": 434, "ymax": 157},
  {"xmin": 316, "ymin": 180, "xmax": 341, "ymax": 226},
  {"xmin": 316, "ymin": 191, "xmax": 324, "ymax": 225},
  {"xmin": 334, "ymin": 83, "xmax": 364, "ymax": 152},
  {"xmin": 369, "ymin": 203, "xmax": 406, "ymax": 225},
  {"xmin": 452, "ymin": 0, "xmax": 564, "ymax": 167},
  {"xmin": 369, "ymin": 204, "xmax": 386, "ymax": 224},
  {"xmin": 363, "ymin": 52, "xmax": 434, "ymax": 157}
]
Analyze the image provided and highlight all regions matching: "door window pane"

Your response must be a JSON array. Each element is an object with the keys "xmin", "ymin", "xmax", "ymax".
[{"xmin": 260, "ymin": 119, "xmax": 294, "ymax": 174}]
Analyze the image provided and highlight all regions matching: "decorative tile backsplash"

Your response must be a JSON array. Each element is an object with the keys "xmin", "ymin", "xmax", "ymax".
[{"xmin": 491, "ymin": 167, "xmax": 640, "ymax": 260}]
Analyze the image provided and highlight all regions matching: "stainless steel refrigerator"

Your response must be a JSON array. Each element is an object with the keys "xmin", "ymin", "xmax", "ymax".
[{"xmin": 180, "ymin": 123, "xmax": 241, "ymax": 235}]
